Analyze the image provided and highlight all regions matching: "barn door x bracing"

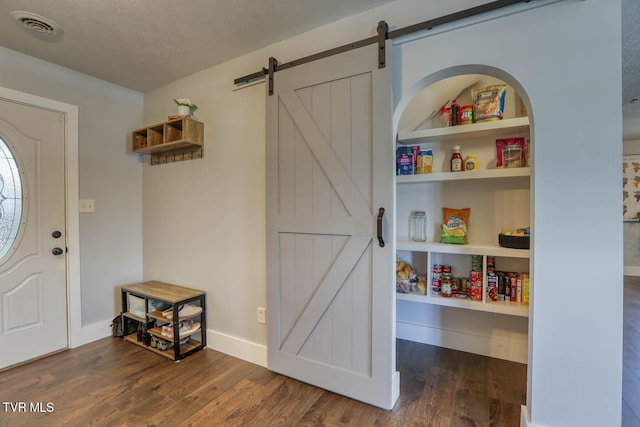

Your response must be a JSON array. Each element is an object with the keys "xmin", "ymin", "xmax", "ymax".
[{"xmin": 266, "ymin": 42, "xmax": 398, "ymax": 409}]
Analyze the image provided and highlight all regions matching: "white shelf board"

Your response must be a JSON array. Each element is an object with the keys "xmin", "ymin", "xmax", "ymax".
[
  {"xmin": 396, "ymin": 292, "xmax": 529, "ymax": 317},
  {"xmin": 396, "ymin": 167, "xmax": 530, "ymax": 184},
  {"xmin": 397, "ymin": 117, "xmax": 530, "ymax": 145},
  {"xmin": 396, "ymin": 238, "xmax": 530, "ymax": 258}
]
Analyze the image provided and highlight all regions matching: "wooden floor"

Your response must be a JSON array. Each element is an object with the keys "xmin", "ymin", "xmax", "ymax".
[
  {"xmin": 2, "ymin": 277, "xmax": 638, "ymax": 427},
  {"xmin": 0, "ymin": 340, "xmax": 525, "ymax": 426},
  {"xmin": 624, "ymin": 276, "xmax": 640, "ymax": 427}
]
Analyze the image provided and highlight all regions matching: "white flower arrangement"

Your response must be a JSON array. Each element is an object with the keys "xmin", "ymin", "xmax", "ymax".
[{"xmin": 173, "ymin": 98, "xmax": 198, "ymax": 111}]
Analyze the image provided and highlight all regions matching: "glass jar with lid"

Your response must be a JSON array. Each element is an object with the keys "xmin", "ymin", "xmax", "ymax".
[{"xmin": 409, "ymin": 211, "xmax": 427, "ymax": 242}]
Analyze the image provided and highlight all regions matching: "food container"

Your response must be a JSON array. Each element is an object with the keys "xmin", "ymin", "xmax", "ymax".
[
  {"xmin": 417, "ymin": 150, "xmax": 433, "ymax": 174},
  {"xmin": 459, "ymin": 105, "xmax": 474, "ymax": 125},
  {"xmin": 502, "ymin": 145, "xmax": 523, "ymax": 168},
  {"xmin": 432, "ymin": 278, "xmax": 441, "ymax": 294},
  {"xmin": 409, "ymin": 211, "xmax": 427, "ymax": 242},
  {"xmin": 464, "ymin": 155, "xmax": 478, "ymax": 171},
  {"xmin": 498, "ymin": 233, "xmax": 530, "ymax": 249},
  {"xmin": 396, "ymin": 278, "xmax": 412, "ymax": 294},
  {"xmin": 440, "ymin": 107, "xmax": 452, "ymax": 127},
  {"xmin": 441, "ymin": 275, "xmax": 453, "ymax": 297},
  {"xmin": 417, "ymin": 277, "xmax": 428, "ymax": 295}
]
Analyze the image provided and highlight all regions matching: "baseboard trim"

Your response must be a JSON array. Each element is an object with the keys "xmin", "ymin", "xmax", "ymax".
[
  {"xmin": 81, "ymin": 318, "xmax": 113, "ymax": 346},
  {"xmin": 520, "ymin": 405, "xmax": 544, "ymax": 427},
  {"xmin": 206, "ymin": 329, "xmax": 267, "ymax": 367},
  {"xmin": 624, "ymin": 266, "xmax": 640, "ymax": 276},
  {"xmin": 396, "ymin": 321, "xmax": 528, "ymax": 364}
]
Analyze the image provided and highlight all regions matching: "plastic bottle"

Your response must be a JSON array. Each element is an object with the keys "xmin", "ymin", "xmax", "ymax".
[
  {"xmin": 440, "ymin": 107, "xmax": 451, "ymax": 127},
  {"xmin": 451, "ymin": 99, "xmax": 459, "ymax": 126},
  {"xmin": 464, "ymin": 155, "xmax": 478, "ymax": 171},
  {"xmin": 450, "ymin": 145, "xmax": 463, "ymax": 172}
]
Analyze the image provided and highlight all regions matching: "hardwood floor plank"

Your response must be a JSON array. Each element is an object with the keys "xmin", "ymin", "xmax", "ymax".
[
  {"xmin": 0, "ymin": 337, "xmax": 526, "ymax": 427},
  {"xmin": 452, "ymin": 353, "xmax": 488, "ymax": 426},
  {"xmin": 9, "ymin": 276, "xmax": 640, "ymax": 427},
  {"xmin": 238, "ymin": 375, "xmax": 325, "ymax": 426}
]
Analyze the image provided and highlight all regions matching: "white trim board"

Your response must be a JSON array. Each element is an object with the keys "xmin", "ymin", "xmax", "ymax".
[
  {"xmin": 520, "ymin": 405, "xmax": 545, "ymax": 427},
  {"xmin": 396, "ymin": 320, "xmax": 528, "ymax": 364},
  {"xmin": 206, "ymin": 329, "xmax": 267, "ymax": 368},
  {"xmin": 81, "ymin": 318, "xmax": 113, "ymax": 345},
  {"xmin": 0, "ymin": 86, "xmax": 81, "ymax": 349}
]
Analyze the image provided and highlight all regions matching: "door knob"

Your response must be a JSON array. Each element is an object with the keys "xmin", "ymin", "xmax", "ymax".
[
  {"xmin": 52, "ymin": 247, "xmax": 64, "ymax": 256},
  {"xmin": 52, "ymin": 231, "xmax": 62, "ymax": 238}
]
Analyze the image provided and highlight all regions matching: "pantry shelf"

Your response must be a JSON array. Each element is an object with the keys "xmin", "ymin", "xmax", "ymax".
[
  {"xmin": 396, "ymin": 238, "xmax": 530, "ymax": 258},
  {"xmin": 397, "ymin": 117, "xmax": 530, "ymax": 145},
  {"xmin": 396, "ymin": 291, "xmax": 529, "ymax": 317},
  {"xmin": 396, "ymin": 167, "xmax": 530, "ymax": 184}
]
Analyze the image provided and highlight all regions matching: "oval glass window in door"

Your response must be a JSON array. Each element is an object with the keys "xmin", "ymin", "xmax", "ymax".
[{"xmin": 0, "ymin": 136, "xmax": 24, "ymax": 262}]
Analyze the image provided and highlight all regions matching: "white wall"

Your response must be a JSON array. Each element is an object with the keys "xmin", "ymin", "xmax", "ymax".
[
  {"xmin": 624, "ymin": 139, "xmax": 640, "ymax": 275},
  {"xmin": 143, "ymin": 0, "xmax": 622, "ymax": 425},
  {"xmin": 0, "ymin": 46, "xmax": 144, "ymax": 337}
]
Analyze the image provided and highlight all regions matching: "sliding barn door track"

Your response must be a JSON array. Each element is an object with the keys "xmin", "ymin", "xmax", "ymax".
[{"xmin": 234, "ymin": 0, "xmax": 536, "ymax": 95}]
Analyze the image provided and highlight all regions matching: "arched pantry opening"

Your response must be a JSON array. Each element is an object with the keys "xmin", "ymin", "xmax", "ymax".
[{"xmin": 393, "ymin": 65, "xmax": 534, "ymax": 411}]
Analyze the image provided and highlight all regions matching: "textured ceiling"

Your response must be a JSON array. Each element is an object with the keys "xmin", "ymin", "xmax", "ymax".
[
  {"xmin": 0, "ymin": 0, "xmax": 637, "ymax": 137},
  {"xmin": 0, "ymin": 0, "xmax": 394, "ymax": 92}
]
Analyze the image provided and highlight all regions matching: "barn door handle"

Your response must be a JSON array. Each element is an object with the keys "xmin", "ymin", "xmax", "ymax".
[{"xmin": 377, "ymin": 207, "xmax": 385, "ymax": 247}]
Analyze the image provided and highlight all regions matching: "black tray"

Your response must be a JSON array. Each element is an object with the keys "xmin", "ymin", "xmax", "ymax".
[{"xmin": 498, "ymin": 234, "xmax": 529, "ymax": 249}]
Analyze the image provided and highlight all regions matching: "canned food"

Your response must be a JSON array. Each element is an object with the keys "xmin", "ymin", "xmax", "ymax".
[
  {"xmin": 460, "ymin": 277, "xmax": 468, "ymax": 293},
  {"xmin": 469, "ymin": 282, "xmax": 482, "ymax": 301},
  {"xmin": 487, "ymin": 256, "xmax": 496, "ymax": 273},
  {"xmin": 442, "ymin": 265, "xmax": 452, "ymax": 275},
  {"xmin": 433, "ymin": 265, "xmax": 443, "ymax": 276},
  {"xmin": 432, "ymin": 278, "xmax": 441, "ymax": 294},
  {"xmin": 441, "ymin": 275, "xmax": 453, "ymax": 297},
  {"xmin": 471, "ymin": 255, "xmax": 482, "ymax": 272},
  {"xmin": 451, "ymin": 277, "xmax": 461, "ymax": 293}
]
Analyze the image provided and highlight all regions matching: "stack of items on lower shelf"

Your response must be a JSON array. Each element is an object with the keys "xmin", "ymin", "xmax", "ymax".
[
  {"xmin": 150, "ymin": 304, "xmax": 202, "ymax": 351},
  {"xmin": 486, "ymin": 257, "xmax": 529, "ymax": 305},
  {"xmin": 396, "ymin": 255, "xmax": 529, "ymax": 305},
  {"xmin": 127, "ymin": 303, "xmax": 203, "ymax": 351},
  {"xmin": 430, "ymin": 257, "xmax": 481, "ymax": 299}
]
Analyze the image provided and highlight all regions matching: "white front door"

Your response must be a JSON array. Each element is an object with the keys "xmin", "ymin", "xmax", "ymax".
[
  {"xmin": 0, "ymin": 99, "xmax": 68, "ymax": 369},
  {"xmin": 266, "ymin": 42, "xmax": 398, "ymax": 409}
]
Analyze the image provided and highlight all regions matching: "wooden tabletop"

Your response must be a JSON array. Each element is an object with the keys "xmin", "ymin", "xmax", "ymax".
[{"xmin": 121, "ymin": 280, "xmax": 204, "ymax": 303}]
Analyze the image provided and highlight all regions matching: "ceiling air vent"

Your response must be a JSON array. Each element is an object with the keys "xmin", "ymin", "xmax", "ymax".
[{"xmin": 10, "ymin": 11, "xmax": 61, "ymax": 36}]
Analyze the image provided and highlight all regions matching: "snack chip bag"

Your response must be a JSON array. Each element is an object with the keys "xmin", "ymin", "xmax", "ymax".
[
  {"xmin": 440, "ymin": 207, "xmax": 471, "ymax": 244},
  {"xmin": 471, "ymin": 84, "xmax": 507, "ymax": 123}
]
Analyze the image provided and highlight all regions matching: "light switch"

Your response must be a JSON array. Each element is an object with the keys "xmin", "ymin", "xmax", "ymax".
[{"xmin": 79, "ymin": 199, "xmax": 95, "ymax": 213}]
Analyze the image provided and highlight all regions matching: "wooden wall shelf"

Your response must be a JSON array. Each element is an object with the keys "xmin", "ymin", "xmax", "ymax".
[{"xmin": 132, "ymin": 117, "xmax": 204, "ymax": 165}]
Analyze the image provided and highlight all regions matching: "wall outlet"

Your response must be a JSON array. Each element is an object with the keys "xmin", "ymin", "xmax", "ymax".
[
  {"xmin": 257, "ymin": 307, "xmax": 266, "ymax": 324},
  {"xmin": 79, "ymin": 199, "xmax": 95, "ymax": 213}
]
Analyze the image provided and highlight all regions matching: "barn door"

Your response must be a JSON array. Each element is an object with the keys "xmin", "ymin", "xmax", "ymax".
[{"xmin": 265, "ymin": 42, "xmax": 398, "ymax": 409}]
